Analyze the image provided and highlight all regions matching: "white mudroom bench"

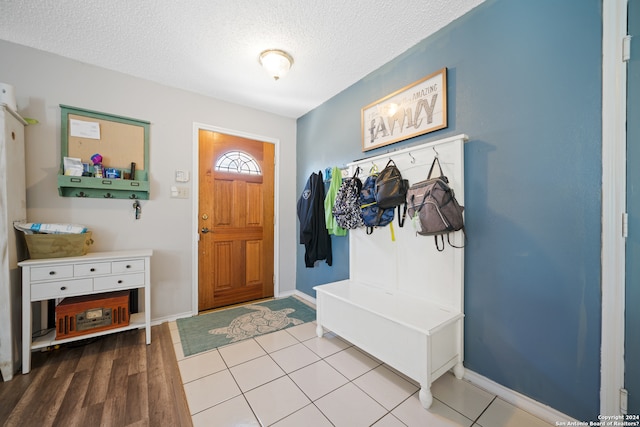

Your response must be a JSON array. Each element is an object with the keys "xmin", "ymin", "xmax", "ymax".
[{"xmin": 314, "ymin": 134, "xmax": 467, "ymax": 409}]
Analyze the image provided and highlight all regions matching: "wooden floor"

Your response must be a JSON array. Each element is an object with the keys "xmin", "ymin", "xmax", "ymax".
[{"xmin": 0, "ymin": 323, "xmax": 192, "ymax": 427}]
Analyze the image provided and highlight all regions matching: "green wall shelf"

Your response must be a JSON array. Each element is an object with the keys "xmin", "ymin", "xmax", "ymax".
[
  {"xmin": 57, "ymin": 175, "xmax": 150, "ymax": 199},
  {"xmin": 58, "ymin": 105, "xmax": 150, "ymax": 200}
]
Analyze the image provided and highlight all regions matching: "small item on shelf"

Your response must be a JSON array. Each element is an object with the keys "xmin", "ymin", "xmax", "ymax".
[
  {"xmin": 63, "ymin": 157, "xmax": 84, "ymax": 176},
  {"xmin": 91, "ymin": 153, "xmax": 103, "ymax": 178},
  {"xmin": 14, "ymin": 222, "xmax": 93, "ymax": 259},
  {"xmin": 23, "ymin": 231, "xmax": 93, "ymax": 259},
  {"xmin": 90, "ymin": 153, "xmax": 103, "ymax": 165},
  {"xmin": 55, "ymin": 291, "xmax": 130, "ymax": 339},
  {"xmin": 105, "ymin": 168, "xmax": 120, "ymax": 179},
  {"xmin": 14, "ymin": 222, "xmax": 88, "ymax": 234},
  {"xmin": 130, "ymin": 162, "xmax": 136, "ymax": 180}
]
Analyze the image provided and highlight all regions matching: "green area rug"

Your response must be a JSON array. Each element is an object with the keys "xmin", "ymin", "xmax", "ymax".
[{"xmin": 176, "ymin": 297, "xmax": 316, "ymax": 357}]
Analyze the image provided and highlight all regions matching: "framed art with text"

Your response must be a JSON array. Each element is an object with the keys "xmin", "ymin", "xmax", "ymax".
[{"xmin": 362, "ymin": 67, "xmax": 447, "ymax": 152}]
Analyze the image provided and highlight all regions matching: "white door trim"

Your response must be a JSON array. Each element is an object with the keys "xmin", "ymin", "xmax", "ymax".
[
  {"xmin": 601, "ymin": 0, "xmax": 627, "ymax": 415},
  {"xmin": 191, "ymin": 123, "xmax": 281, "ymax": 315}
]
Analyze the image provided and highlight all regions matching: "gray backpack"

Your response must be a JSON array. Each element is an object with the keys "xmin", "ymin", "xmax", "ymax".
[{"xmin": 406, "ymin": 157, "xmax": 465, "ymax": 251}]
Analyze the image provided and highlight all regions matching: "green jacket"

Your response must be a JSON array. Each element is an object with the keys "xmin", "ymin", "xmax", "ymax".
[{"xmin": 324, "ymin": 166, "xmax": 347, "ymax": 236}]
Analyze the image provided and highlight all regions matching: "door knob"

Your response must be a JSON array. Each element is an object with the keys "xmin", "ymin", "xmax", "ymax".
[{"xmin": 201, "ymin": 227, "xmax": 210, "ymax": 234}]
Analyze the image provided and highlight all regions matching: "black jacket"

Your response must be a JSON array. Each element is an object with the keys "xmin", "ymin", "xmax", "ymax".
[{"xmin": 297, "ymin": 171, "xmax": 332, "ymax": 267}]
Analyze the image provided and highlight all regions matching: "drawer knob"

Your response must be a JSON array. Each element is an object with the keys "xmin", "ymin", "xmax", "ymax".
[
  {"xmin": 90, "ymin": 268, "xmax": 96, "ymax": 272},
  {"xmin": 118, "ymin": 280, "xmax": 123, "ymax": 284},
  {"xmin": 49, "ymin": 271, "xmax": 56, "ymax": 276},
  {"xmin": 60, "ymin": 286, "xmax": 67, "ymax": 291},
  {"xmin": 126, "ymin": 265, "xmax": 131, "ymax": 269}
]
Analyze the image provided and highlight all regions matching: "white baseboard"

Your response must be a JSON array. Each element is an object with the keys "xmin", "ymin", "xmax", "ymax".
[
  {"xmin": 151, "ymin": 311, "xmax": 193, "ymax": 326},
  {"xmin": 275, "ymin": 289, "xmax": 317, "ymax": 305},
  {"xmin": 463, "ymin": 369, "xmax": 578, "ymax": 424},
  {"xmin": 276, "ymin": 289, "xmax": 296, "ymax": 298},
  {"xmin": 293, "ymin": 290, "xmax": 317, "ymax": 305}
]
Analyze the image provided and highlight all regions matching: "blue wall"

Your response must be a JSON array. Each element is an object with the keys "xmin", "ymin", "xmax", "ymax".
[{"xmin": 296, "ymin": 0, "xmax": 602, "ymax": 421}]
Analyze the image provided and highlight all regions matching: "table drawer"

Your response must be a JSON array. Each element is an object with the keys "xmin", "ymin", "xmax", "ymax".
[
  {"xmin": 74, "ymin": 262, "xmax": 111, "ymax": 277},
  {"xmin": 93, "ymin": 273, "xmax": 145, "ymax": 291},
  {"xmin": 30, "ymin": 265, "xmax": 74, "ymax": 282},
  {"xmin": 31, "ymin": 278, "xmax": 93, "ymax": 300},
  {"xmin": 112, "ymin": 259, "xmax": 145, "ymax": 274}
]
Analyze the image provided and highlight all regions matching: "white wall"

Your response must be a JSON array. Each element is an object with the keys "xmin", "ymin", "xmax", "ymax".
[{"xmin": 0, "ymin": 40, "xmax": 298, "ymax": 322}]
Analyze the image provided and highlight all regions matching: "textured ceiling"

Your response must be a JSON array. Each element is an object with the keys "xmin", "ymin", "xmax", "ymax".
[{"xmin": 0, "ymin": 0, "xmax": 484, "ymax": 118}]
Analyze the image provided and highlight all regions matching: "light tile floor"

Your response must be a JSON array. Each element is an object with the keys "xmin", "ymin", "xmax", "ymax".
[{"xmin": 168, "ymin": 320, "xmax": 554, "ymax": 427}]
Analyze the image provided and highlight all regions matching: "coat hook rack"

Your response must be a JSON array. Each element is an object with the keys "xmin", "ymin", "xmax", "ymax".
[{"xmin": 409, "ymin": 152, "xmax": 416, "ymax": 164}]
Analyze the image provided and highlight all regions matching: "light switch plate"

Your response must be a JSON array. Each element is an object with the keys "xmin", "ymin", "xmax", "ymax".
[{"xmin": 170, "ymin": 185, "xmax": 189, "ymax": 199}]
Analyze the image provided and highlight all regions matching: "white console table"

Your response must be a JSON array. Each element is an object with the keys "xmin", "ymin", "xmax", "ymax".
[{"xmin": 18, "ymin": 249, "xmax": 152, "ymax": 374}]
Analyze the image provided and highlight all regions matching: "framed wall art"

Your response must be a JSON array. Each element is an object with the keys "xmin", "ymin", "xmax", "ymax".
[{"xmin": 361, "ymin": 67, "xmax": 447, "ymax": 152}]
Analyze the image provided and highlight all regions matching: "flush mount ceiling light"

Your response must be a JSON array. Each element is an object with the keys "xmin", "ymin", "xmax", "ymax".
[{"xmin": 259, "ymin": 49, "xmax": 294, "ymax": 81}]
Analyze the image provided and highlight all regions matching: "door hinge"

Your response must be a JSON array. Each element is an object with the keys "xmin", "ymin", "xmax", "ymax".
[
  {"xmin": 623, "ymin": 212, "xmax": 629, "ymax": 238},
  {"xmin": 621, "ymin": 388, "xmax": 628, "ymax": 414},
  {"xmin": 623, "ymin": 35, "xmax": 632, "ymax": 62}
]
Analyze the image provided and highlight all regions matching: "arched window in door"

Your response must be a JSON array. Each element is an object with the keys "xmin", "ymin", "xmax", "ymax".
[{"xmin": 214, "ymin": 151, "xmax": 262, "ymax": 175}]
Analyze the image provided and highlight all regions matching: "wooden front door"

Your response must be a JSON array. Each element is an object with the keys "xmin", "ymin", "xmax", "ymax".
[{"xmin": 198, "ymin": 130, "xmax": 274, "ymax": 311}]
